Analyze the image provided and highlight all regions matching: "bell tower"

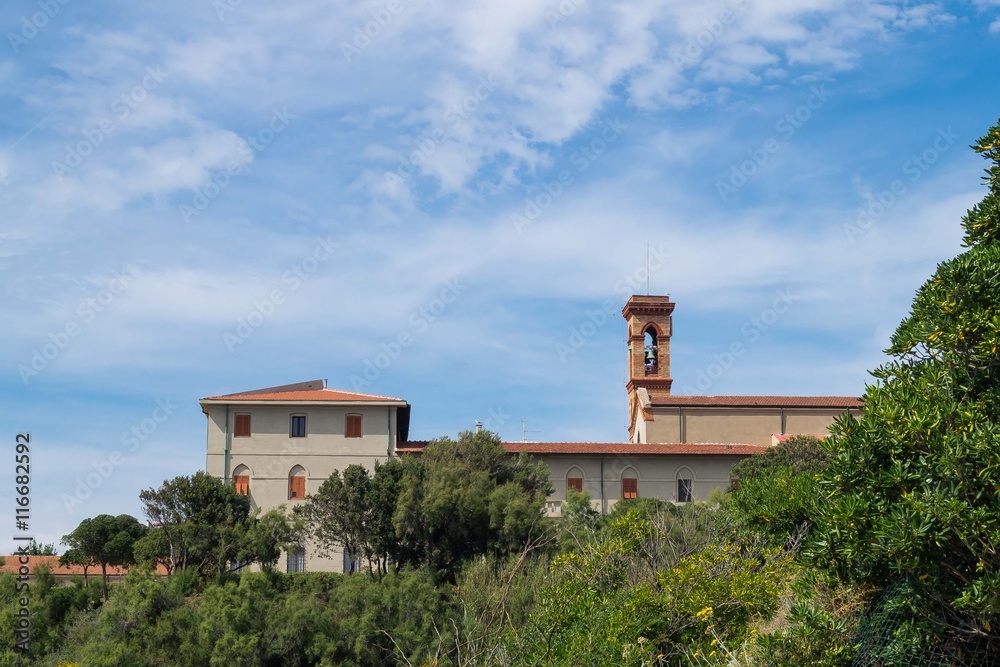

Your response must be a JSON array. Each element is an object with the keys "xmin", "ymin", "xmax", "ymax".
[{"xmin": 623, "ymin": 294, "xmax": 674, "ymax": 442}]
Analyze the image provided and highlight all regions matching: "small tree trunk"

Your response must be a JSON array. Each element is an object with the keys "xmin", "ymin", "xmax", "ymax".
[{"xmin": 101, "ymin": 562, "xmax": 109, "ymax": 600}]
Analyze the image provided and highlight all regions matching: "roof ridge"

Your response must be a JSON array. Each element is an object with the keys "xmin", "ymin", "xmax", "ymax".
[
  {"xmin": 201, "ymin": 386, "xmax": 406, "ymax": 402},
  {"xmin": 218, "ymin": 380, "xmax": 326, "ymax": 397}
]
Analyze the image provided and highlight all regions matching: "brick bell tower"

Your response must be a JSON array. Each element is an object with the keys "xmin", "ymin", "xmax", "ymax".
[{"xmin": 623, "ymin": 294, "xmax": 674, "ymax": 442}]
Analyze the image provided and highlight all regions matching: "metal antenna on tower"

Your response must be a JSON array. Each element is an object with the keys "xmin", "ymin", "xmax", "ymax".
[
  {"xmin": 520, "ymin": 419, "xmax": 540, "ymax": 442},
  {"xmin": 646, "ymin": 243, "xmax": 650, "ymax": 294}
]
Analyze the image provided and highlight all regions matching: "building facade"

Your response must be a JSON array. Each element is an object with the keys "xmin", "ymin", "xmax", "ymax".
[
  {"xmin": 200, "ymin": 380, "xmax": 410, "ymax": 572},
  {"xmin": 202, "ymin": 295, "xmax": 861, "ymax": 572}
]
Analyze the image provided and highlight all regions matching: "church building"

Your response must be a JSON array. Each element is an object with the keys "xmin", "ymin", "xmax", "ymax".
[{"xmin": 201, "ymin": 294, "xmax": 860, "ymax": 572}]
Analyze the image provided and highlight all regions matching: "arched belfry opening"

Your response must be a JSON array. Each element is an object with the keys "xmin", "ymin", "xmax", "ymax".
[{"xmin": 644, "ymin": 326, "xmax": 659, "ymax": 375}]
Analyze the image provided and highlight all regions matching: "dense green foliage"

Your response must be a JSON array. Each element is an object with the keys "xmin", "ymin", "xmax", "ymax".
[
  {"xmin": 0, "ymin": 569, "xmax": 103, "ymax": 666},
  {"xmin": 53, "ymin": 570, "xmax": 451, "ymax": 667},
  {"xmin": 731, "ymin": 434, "xmax": 830, "ymax": 480},
  {"xmin": 809, "ymin": 120, "xmax": 1000, "ymax": 657},
  {"xmin": 504, "ymin": 502, "xmax": 790, "ymax": 666},
  {"xmin": 726, "ymin": 435, "xmax": 827, "ymax": 546}
]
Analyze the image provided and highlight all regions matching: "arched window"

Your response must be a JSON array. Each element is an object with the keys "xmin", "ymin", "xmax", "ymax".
[
  {"xmin": 643, "ymin": 326, "xmax": 659, "ymax": 375},
  {"xmin": 621, "ymin": 467, "xmax": 639, "ymax": 499},
  {"xmin": 232, "ymin": 464, "xmax": 251, "ymax": 496},
  {"xmin": 288, "ymin": 465, "xmax": 307, "ymax": 500},
  {"xmin": 676, "ymin": 467, "xmax": 694, "ymax": 503},
  {"xmin": 566, "ymin": 467, "xmax": 585, "ymax": 494}
]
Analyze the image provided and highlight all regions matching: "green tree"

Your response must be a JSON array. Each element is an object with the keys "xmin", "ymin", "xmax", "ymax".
[
  {"xmin": 399, "ymin": 430, "xmax": 551, "ymax": 577},
  {"xmin": 562, "ymin": 488, "xmax": 600, "ymax": 528},
  {"xmin": 59, "ymin": 547, "xmax": 96, "ymax": 585},
  {"xmin": 296, "ymin": 457, "xmax": 413, "ymax": 576},
  {"xmin": 369, "ymin": 458, "xmax": 409, "ymax": 573},
  {"xmin": 296, "ymin": 463, "xmax": 375, "ymax": 574},
  {"xmin": 62, "ymin": 514, "xmax": 146, "ymax": 600},
  {"xmin": 238, "ymin": 508, "xmax": 302, "ymax": 574},
  {"xmin": 138, "ymin": 471, "xmax": 251, "ymax": 577},
  {"xmin": 809, "ymin": 120, "xmax": 1000, "ymax": 653},
  {"xmin": 132, "ymin": 526, "xmax": 175, "ymax": 576}
]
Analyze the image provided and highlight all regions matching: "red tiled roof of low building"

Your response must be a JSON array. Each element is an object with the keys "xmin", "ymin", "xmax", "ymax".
[
  {"xmin": 501, "ymin": 442, "xmax": 768, "ymax": 455},
  {"xmin": 0, "ymin": 555, "xmax": 169, "ymax": 576},
  {"xmin": 652, "ymin": 395, "xmax": 861, "ymax": 408},
  {"xmin": 396, "ymin": 441, "xmax": 768, "ymax": 456}
]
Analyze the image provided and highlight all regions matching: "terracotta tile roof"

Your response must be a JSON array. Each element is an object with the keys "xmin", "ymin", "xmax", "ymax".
[
  {"xmin": 397, "ymin": 441, "xmax": 768, "ymax": 456},
  {"xmin": 652, "ymin": 395, "xmax": 862, "ymax": 408},
  {"xmin": 202, "ymin": 388, "xmax": 406, "ymax": 403},
  {"xmin": 0, "ymin": 555, "xmax": 169, "ymax": 576},
  {"xmin": 502, "ymin": 442, "xmax": 768, "ymax": 455}
]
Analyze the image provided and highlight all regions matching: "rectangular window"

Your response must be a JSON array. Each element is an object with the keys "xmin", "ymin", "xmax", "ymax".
[
  {"xmin": 567, "ymin": 477, "xmax": 583, "ymax": 493},
  {"xmin": 286, "ymin": 548, "xmax": 305, "ymax": 573},
  {"xmin": 234, "ymin": 413, "xmax": 251, "ymax": 437},
  {"xmin": 289, "ymin": 476, "xmax": 306, "ymax": 499},
  {"xmin": 290, "ymin": 415, "xmax": 306, "ymax": 438},
  {"xmin": 678, "ymin": 479, "xmax": 693, "ymax": 503},
  {"xmin": 234, "ymin": 475, "xmax": 250, "ymax": 496},
  {"xmin": 344, "ymin": 549, "xmax": 359, "ymax": 574},
  {"xmin": 345, "ymin": 414, "xmax": 362, "ymax": 438},
  {"xmin": 622, "ymin": 478, "xmax": 637, "ymax": 499}
]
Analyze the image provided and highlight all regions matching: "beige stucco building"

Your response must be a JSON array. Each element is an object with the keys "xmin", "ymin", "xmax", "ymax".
[
  {"xmin": 200, "ymin": 382, "xmax": 410, "ymax": 572},
  {"xmin": 202, "ymin": 294, "xmax": 860, "ymax": 572}
]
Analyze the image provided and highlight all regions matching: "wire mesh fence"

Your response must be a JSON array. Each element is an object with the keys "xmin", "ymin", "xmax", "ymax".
[{"xmin": 851, "ymin": 579, "xmax": 995, "ymax": 667}]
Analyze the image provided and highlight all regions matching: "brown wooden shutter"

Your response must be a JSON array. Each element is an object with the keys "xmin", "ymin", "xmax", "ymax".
[
  {"xmin": 289, "ymin": 476, "xmax": 306, "ymax": 499},
  {"xmin": 567, "ymin": 477, "xmax": 583, "ymax": 493},
  {"xmin": 234, "ymin": 413, "xmax": 251, "ymax": 437},
  {"xmin": 234, "ymin": 475, "xmax": 250, "ymax": 496},
  {"xmin": 345, "ymin": 415, "xmax": 362, "ymax": 438},
  {"xmin": 622, "ymin": 478, "xmax": 637, "ymax": 499}
]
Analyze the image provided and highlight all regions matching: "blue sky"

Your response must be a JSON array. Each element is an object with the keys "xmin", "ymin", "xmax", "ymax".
[{"xmin": 1, "ymin": 0, "xmax": 998, "ymax": 550}]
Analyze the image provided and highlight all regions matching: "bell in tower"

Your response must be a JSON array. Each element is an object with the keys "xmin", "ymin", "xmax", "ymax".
[{"xmin": 644, "ymin": 331, "xmax": 659, "ymax": 375}]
